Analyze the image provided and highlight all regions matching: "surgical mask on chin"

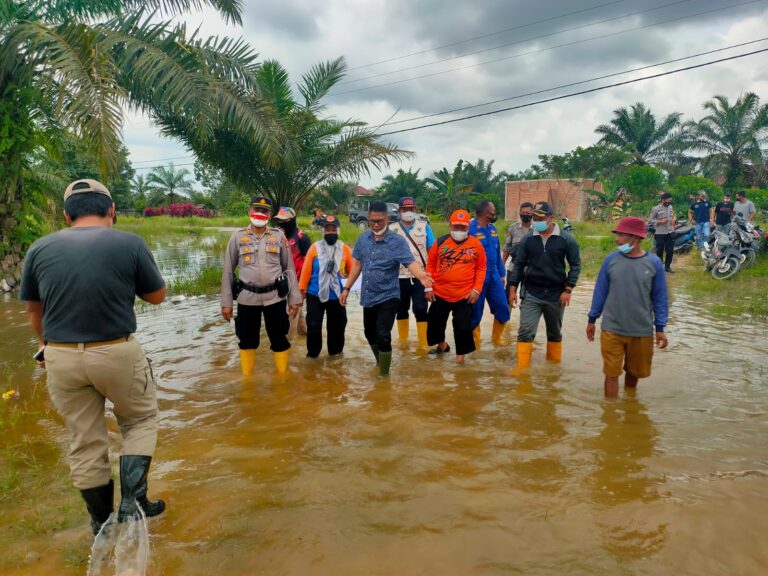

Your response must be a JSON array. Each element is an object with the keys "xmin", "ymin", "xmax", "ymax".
[
  {"xmin": 532, "ymin": 221, "xmax": 549, "ymax": 232},
  {"xmin": 250, "ymin": 214, "xmax": 269, "ymax": 227},
  {"xmin": 617, "ymin": 242, "xmax": 633, "ymax": 254},
  {"xmin": 372, "ymin": 227, "xmax": 387, "ymax": 237},
  {"xmin": 450, "ymin": 230, "xmax": 468, "ymax": 242},
  {"xmin": 325, "ymin": 233, "xmax": 338, "ymax": 245},
  {"xmin": 400, "ymin": 211, "xmax": 416, "ymax": 223}
]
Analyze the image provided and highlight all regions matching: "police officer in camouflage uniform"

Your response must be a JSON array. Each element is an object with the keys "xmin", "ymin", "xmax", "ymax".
[{"xmin": 220, "ymin": 197, "xmax": 302, "ymax": 375}]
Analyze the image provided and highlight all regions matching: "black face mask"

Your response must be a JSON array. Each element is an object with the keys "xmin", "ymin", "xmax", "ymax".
[
  {"xmin": 278, "ymin": 220, "xmax": 297, "ymax": 235},
  {"xmin": 521, "ymin": 214, "xmax": 533, "ymax": 223},
  {"xmin": 325, "ymin": 233, "xmax": 338, "ymax": 245},
  {"xmin": 489, "ymin": 214, "xmax": 498, "ymax": 223}
]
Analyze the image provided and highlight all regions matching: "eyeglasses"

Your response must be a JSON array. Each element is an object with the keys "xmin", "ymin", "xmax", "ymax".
[{"xmin": 369, "ymin": 218, "xmax": 387, "ymax": 226}]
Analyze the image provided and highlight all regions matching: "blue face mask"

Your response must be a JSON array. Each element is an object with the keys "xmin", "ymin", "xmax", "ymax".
[
  {"xmin": 532, "ymin": 221, "xmax": 549, "ymax": 232},
  {"xmin": 617, "ymin": 242, "xmax": 633, "ymax": 254}
]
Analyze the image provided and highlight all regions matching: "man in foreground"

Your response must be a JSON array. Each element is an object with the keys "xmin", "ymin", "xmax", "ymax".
[
  {"xmin": 586, "ymin": 217, "xmax": 669, "ymax": 397},
  {"xmin": 20, "ymin": 179, "xmax": 167, "ymax": 535}
]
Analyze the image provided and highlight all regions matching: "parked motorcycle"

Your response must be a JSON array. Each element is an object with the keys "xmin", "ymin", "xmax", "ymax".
[
  {"xmin": 647, "ymin": 219, "xmax": 696, "ymax": 253},
  {"xmin": 561, "ymin": 217, "xmax": 575, "ymax": 233},
  {"xmin": 701, "ymin": 229, "xmax": 743, "ymax": 280}
]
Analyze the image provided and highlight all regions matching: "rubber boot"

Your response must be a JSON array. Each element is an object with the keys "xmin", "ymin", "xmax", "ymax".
[
  {"xmin": 516, "ymin": 342, "xmax": 533, "ymax": 370},
  {"xmin": 378, "ymin": 350, "xmax": 392, "ymax": 376},
  {"xmin": 239, "ymin": 349, "xmax": 256, "ymax": 376},
  {"xmin": 396, "ymin": 319, "xmax": 409, "ymax": 341},
  {"xmin": 491, "ymin": 319, "xmax": 508, "ymax": 345},
  {"xmin": 472, "ymin": 326, "xmax": 481, "ymax": 348},
  {"xmin": 273, "ymin": 350, "xmax": 289, "ymax": 374},
  {"xmin": 416, "ymin": 322, "xmax": 428, "ymax": 349},
  {"xmin": 80, "ymin": 479, "xmax": 114, "ymax": 535},
  {"xmin": 546, "ymin": 341, "xmax": 562, "ymax": 363},
  {"xmin": 370, "ymin": 344, "xmax": 380, "ymax": 365},
  {"xmin": 118, "ymin": 455, "xmax": 165, "ymax": 522}
]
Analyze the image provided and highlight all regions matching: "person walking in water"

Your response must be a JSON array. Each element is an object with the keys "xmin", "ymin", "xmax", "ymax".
[
  {"xmin": 502, "ymin": 202, "xmax": 533, "ymax": 304},
  {"xmin": 274, "ymin": 206, "xmax": 310, "ymax": 339},
  {"xmin": 508, "ymin": 201, "xmax": 581, "ymax": 370},
  {"xmin": 340, "ymin": 201, "xmax": 433, "ymax": 376},
  {"xmin": 20, "ymin": 179, "xmax": 167, "ymax": 535},
  {"xmin": 425, "ymin": 209, "xmax": 486, "ymax": 363},
  {"xmin": 586, "ymin": 216, "xmax": 669, "ymax": 397},
  {"xmin": 469, "ymin": 200, "xmax": 510, "ymax": 345},
  {"xmin": 389, "ymin": 196, "xmax": 435, "ymax": 349},
  {"xmin": 220, "ymin": 197, "xmax": 302, "ymax": 375}
]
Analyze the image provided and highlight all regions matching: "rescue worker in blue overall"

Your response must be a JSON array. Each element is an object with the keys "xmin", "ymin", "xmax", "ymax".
[{"xmin": 469, "ymin": 200, "xmax": 510, "ymax": 345}]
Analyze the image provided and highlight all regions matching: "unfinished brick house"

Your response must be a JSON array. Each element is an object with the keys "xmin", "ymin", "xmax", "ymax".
[{"xmin": 504, "ymin": 178, "xmax": 603, "ymax": 221}]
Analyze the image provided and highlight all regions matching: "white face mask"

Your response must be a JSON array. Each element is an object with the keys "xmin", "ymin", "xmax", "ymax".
[
  {"xmin": 249, "ymin": 213, "xmax": 269, "ymax": 227},
  {"xmin": 400, "ymin": 211, "xmax": 416, "ymax": 223},
  {"xmin": 450, "ymin": 230, "xmax": 468, "ymax": 241},
  {"xmin": 372, "ymin": 227, "xmax": 387, "ymax": 237}
]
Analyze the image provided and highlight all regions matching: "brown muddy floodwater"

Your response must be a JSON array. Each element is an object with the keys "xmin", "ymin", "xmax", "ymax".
[{"xmin": 2, "ymin": 233, "xmax": 768, "ymax": 575}]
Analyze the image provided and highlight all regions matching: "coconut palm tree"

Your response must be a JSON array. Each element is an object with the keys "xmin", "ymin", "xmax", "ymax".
[
  {"xmin": 595, "ymin": 103, "xmax": 688, "ymax": 166},
  {"xmin": 425, "ymin": 161, "xmax": 474, "ymax": 217},
  {"xmin": 131, "ymin": 174, "xmax": 151, "ymax": 200},
  {"xmin": 146, "ymin": 164, "xmax": 193, "ymax": 205},
  {"xmin": 687, "ymin": 92, "xmax": 768, "ymax": 189},
  {"xmin": 155, "ymin": 57, "xmax": 413, "ymax": 209},
  {"xmin": 378, "ymin": 169, "xmax": 426, "ymax": 203}
]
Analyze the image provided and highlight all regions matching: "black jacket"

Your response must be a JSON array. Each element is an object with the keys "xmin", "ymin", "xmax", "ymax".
[{"xmin": 509, "ymin": 227, "xmax": 581, "ymax": 301}]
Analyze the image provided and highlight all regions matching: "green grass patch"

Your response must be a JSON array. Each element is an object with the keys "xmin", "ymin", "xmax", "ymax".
[{"xmin": 167, "ymin": 265, "xmax": 223, "ymax": 296}]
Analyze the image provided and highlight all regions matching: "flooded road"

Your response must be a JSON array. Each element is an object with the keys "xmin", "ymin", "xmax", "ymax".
[{"xmin": 2, "ymin": 233, "xmax": 768, "ymax": 575}]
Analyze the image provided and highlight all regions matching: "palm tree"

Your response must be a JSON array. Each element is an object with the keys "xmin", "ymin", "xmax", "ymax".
[
  {"xmin": 146, "ymin": 164, "xmax": 193, "ymax": 205},
  {"xmin": 155, "ymin": 57, "xmax": 413, "ymax": 209},
  {"xmin": 0, "ymin": 0, "xmax": 275, "ymax": 226},
  {"xmin": 595, "ymin": 103, "xmax": 687, "ymax": 166},
  {"xmin": 425, "ymin": 161, "xmax": 474, "ymax": 217},
  {"xmin": 687, "ymin": 93, "xmax": 768, "ymax": 189},
  {"xmin": 131, "ymin": 174, "xmax": 151, "ymax": 200},
  {"xmin": 378, "ymin": 168, "xmax": 426, "ymax": 203}
]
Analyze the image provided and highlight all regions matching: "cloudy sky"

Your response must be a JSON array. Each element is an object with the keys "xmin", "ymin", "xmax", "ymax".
[{"xmin": 125, "ymin": 0, "xmax": 768, "ymax": 187}]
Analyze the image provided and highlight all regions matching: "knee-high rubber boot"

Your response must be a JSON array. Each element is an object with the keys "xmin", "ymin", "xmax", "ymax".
[
  {"xmin": 492, "ymin": 319, "xmax": 508, "ymax": 345},
  {"xmin": 416, "ymin": 322, "xmax": 428, "ymax": 349},
  {"xmin": 370, "ymin": 344, "xmax": 380, "ymax": 365},
  {"xmin": 378, "ymin": 350, "xmax": 392, "ymax": 376},
  {"xmin": 396, "ymin": 319, "xmax": 409, "ymax": 341},
  {"xmin": 472, "ymin": 326, "xmax": 481, "ymax": 348},
  {"xmin": 239, "ymin": 349, "xmax": 256, "ymax": 376},
  {"xmin": 546, "ymin": 341, "xmax": 562, "ymax": 363},
  {"xmin": 273, "ymin": 350, "xmax": 289, "ymax": 374},
  {"xmin": 118, "ymin": 456, "xmax": 165, "ymax": 522},
  {"xmin": 80, "ymin": 479, "xmax": 114, "ymax": 535},
  {"xmin": 516, "ymin": 342, "xmax": 533, "ymax": 370}
]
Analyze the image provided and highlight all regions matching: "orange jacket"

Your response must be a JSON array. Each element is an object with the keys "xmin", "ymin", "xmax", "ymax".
[
  {"xmin": 427, "ymin": 235, "xmax": 486, "ymax": 302},
  {"xmin": 299, "ymin": 242, "xmax": 353, "ymax": 293}
]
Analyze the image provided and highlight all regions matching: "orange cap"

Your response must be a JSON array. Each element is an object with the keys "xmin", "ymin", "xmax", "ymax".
[{"xmin": 450, "ymin": 209, "xmax": 471, "ymax": 226}]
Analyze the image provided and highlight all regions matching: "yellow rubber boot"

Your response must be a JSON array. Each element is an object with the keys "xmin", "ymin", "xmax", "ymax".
[
  {"xmin": 416, "ymin": 322, "xmax": 428, "ymax": 349},
  {"xmin": 546, "ymin": 341, "xmax": 562, "ymax": 363},
  {"xmin": 472, "ymin": 325, "xmax": 481, "ymax": 348},
  {"xmin": 273, "ymin": 350, "xmax": 289, "ymax": 374},
  {"xmin": 396, "ymin": 319, "xmax": 409, "ymax": 341},
  {"xmin": 239, "ymin": 349, "xmax": 256, "ymax": 376},
  {"xmin": 516, "ymin": 342, "xmax": 533, "ymax": 370},
  {"xmin": 491, "ymin": 319, "xmax": 508, "ymax": 345}
]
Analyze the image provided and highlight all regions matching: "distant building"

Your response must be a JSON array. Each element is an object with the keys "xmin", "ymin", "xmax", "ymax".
[
  {"xmin": 504, "ymin": 178, "xmax": 603, "ymax": 221},
  {"xmin": 354, "ymin": 185, "xmax": 374, "ymax": 197}
]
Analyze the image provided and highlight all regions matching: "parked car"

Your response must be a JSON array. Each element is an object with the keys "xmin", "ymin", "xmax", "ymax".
[{"xmin": 348, "ymin": 198, "xmax": 399, "ymax": 229}]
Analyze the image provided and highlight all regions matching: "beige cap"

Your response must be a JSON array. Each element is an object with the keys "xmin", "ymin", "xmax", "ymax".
[{"xmin": 63, "ymin": 179, "xmax": 112, "ymax": 201}]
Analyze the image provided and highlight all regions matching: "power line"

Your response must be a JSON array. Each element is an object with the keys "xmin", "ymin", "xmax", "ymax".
[
  {"xmin": 346, "ymin": 0, "xmax": 629, "ymax": 71},
  {"xmin": 339, "ymin": 0, "xmax": 692, "ymax": 86},
  {"xmin": 132, "ymin": 155, "xmax": 195, "ymax": 164},
  {"xmin": 369, "ymin": 37, "xmax": 768, "ymax": 129},
  {"xmin": 331, "ymin": 0, "xmax": 766, "ymax": 97},
  {"xmin": 133, "ymin": 162, "xmax": 197, "ymax": 171},
  {"xmin": 375, "ymin": 48, "xmax": 768, "ymax": 136}
]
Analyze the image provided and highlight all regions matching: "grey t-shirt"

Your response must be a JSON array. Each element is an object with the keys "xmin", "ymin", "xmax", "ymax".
[
  {"xmin": 734, "ymin": 199, "xmax": 755, "ymax": 220},
  {"xmin": 20, "ymin": 227, "xmax": 165, "ymax": 342}
]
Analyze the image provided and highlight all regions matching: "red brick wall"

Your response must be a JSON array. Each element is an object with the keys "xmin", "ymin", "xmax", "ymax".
[{"xmin": 504, "ymin": 179, "xmax": 603, "ymax": 221}]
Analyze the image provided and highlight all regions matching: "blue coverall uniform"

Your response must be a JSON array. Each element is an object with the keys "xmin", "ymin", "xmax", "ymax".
[{"xmin": 469, "ymin": 219, "xmax": 510, "ymax": 328}]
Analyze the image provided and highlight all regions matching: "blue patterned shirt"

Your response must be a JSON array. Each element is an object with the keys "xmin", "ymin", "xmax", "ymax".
[{"xmin": 352, "ymin": 230, "xmax": 414, "ymax": 307}]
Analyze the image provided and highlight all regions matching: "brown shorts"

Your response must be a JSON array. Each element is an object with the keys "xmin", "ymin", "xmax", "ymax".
[{"xmin": 600, "ymin": 330, "xmax": 654, "ymax": 379}]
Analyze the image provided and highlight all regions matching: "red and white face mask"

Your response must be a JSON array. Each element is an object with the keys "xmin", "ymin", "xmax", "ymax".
[{"xmin": 249, "ymin": 212, "xmax": 269, "ymax": 227}]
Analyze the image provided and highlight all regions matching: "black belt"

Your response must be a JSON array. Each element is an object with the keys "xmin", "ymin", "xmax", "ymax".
[{"xmin": 237, "ymin": 279, "xmax": 276, "ymax": 294}]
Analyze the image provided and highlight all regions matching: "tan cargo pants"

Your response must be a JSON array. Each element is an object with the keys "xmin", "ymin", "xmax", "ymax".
[{"xmin": 46, "ymin": 336, "xmax": 158, "ymax": 490}]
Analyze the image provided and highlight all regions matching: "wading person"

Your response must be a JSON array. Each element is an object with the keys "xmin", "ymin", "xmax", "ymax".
[
  {"xmin": 508, "ymin": 201, "xmax": 581, "ymax": 369},
  {"xmin": 649, "ymin": 192, "xmax": 676, "ymax": 273},
  {"xmin": 425, "ymin": 210, "xmax": 486, "ymax": 363},
  {"xmin": 469, "ymin": 200, "xmax": 510, "ymax": 345},
  {"xmin": 502, "ymin": 202, "xmax": 533, "ymax": 304},
  {"xmin": 688, "ymin": 191, "xmax": 713, "ymax": 250},
  {"xmin": 339, "ymin": 201, "xmax": 433, "ymax": 376},
  {"xmin": 274, "ymin": 206, "xmax": 310, "ymax": 340},
  {"xmin": 299, "ymin": 215, "xmax": 352, "ymax": 358},
  {"xmin": 220, "ymin": 197, "xmax": 302, "ymax": 375},
  {"xmin": 389, "ymin": 196, "xmax": 435, "ymax": 348},
  {"xmin": 20, "ymin": 179, "xmax": 167, "ymax": 536},
  {"xmin": 586, "ymin": 217, "xmax": 669, "ymax": 397}
]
